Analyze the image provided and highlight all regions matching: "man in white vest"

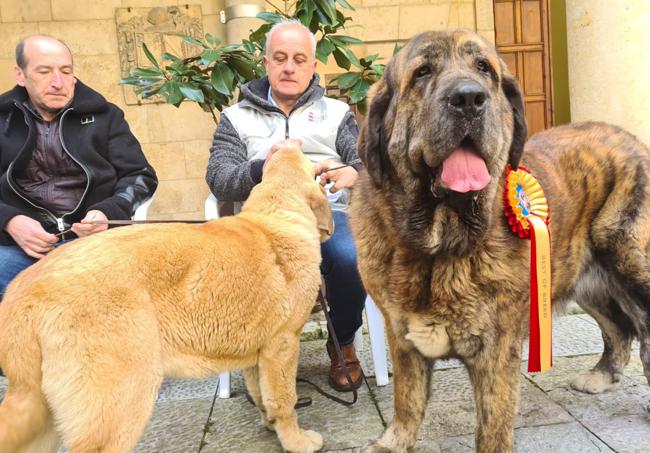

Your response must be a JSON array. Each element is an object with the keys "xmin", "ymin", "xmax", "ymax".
[{"xmin": 206, "ymin": 19, "xmax": 365, "ymax": 391}]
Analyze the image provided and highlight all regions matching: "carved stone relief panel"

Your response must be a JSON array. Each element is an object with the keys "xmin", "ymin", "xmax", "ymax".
[{"xmin": 116, "ymin": 5, "xmax": 204, "ymax": 105}]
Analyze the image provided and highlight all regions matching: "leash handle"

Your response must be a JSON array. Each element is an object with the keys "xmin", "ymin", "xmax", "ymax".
[{"xmin": 317, "ymin": 158, "xmax": 362, "ymax": 175}]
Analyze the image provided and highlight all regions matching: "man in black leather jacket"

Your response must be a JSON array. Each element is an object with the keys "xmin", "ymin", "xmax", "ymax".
[{"xmin": 0, "ymin": 35, "xmax": 157, "ymax": 298}]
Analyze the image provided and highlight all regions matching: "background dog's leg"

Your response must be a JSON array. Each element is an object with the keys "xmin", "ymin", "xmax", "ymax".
[
  {"xmin": 243, "ymin": 365, "xmax": 273, "ymax": 430},
  {"xmin": 366, "ymin": 326, "xmax": 433, "ymax": 453},
  {"xmin": 258, "ymin": 333, "xmax": 322, "ymax": 453},
  {"xmin": 572, "ymin": 296, "xmax": 634, "ymax": 394},
  {"xmin": 0, "ymin": 385, "xmax": 59, "ymax": 453},
  {"xmin": 465, "ymin": 340, "xmax": 522, "ymax": 453}
]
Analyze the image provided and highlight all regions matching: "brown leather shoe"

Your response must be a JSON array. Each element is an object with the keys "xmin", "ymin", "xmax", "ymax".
[{"xmin": 327, "ymin": 342, "xmax": 363, "ymax": 392}]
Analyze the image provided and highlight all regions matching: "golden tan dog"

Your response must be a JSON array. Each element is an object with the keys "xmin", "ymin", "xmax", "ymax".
[
  {"xmin": 0, "ymin": 147, "xmax": 332, "ymax": 453},
  {"xmin": 351, "ymin": 29, "xmax": 650, "ymax": 452}
]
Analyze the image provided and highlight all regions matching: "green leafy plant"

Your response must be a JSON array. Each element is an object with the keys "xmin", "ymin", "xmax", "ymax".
[
  {"xmin": 120, "ymin": 34, "xmax": 263, "ymax": 124},
  {"xmin": 120, "ymin": 0, "xmax": 387, "ymax": 122}
]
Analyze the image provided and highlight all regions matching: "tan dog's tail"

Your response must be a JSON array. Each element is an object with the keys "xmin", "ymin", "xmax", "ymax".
[{"xmin": 0, "ymin": 297, "xmax": 59, "ymax": 452}]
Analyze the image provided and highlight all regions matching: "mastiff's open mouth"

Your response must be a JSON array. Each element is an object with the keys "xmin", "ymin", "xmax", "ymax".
[{"xmin": 430, "ymin": 136, "xmax": 491, "ymax": 198}]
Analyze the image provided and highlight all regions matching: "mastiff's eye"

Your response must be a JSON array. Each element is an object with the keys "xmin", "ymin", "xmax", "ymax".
[
  {"xmin": 415, "ymin": 65, "xmax": 432, "ymax": 79},
  {"xmin": 476, "ymin": 59, "xmax": 491, "ymax": 74}
]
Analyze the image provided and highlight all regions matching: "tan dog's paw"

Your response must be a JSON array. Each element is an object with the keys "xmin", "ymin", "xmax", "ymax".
[
  {"xmin": 570, "ymin": 370, "xmax": 617, "ymax": 394},
  {"xmin": 282, "ymin": 429, "xmax": 323, "ymax": 453}
]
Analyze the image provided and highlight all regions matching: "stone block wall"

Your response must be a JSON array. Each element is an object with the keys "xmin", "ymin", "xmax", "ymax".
[
  {"xmin": 0, "ymin": 0, "xmax": 227, "ymax": 220},
  {"xmin": 321, "ymin": 0, "xmax": 494, "ymax": 75},
  {"xmin": 0, "ymin": 0, "xmax": 492, "ymax": 219}
]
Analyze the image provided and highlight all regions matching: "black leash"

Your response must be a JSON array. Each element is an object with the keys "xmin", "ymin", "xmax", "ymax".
[{"xmin": 293, "ymin": 283, "xmax": 360, "ymax": 407}]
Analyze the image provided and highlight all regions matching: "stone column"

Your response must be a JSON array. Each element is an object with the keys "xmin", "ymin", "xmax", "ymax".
[
  {"xmin": 223, "ymin": 0, "xmax": 266, "ymax": 44},
  {"xmin": 565, "ymin": 1, "xmax": 650, "ymax": 144}
]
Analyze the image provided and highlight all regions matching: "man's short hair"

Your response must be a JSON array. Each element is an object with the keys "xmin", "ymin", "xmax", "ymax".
[
  {"xmin": 15, "ymin": 35, "xmax": 73, "ymax": 70},
  {"xmin": 264, "ymin": 19, "xmax": 317, "ymax": 58}
]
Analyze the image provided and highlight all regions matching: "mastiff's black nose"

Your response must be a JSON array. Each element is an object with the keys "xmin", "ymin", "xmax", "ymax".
[{"xmin": 448, "ymin": 81, "xmax": 487, "ymax": 117}]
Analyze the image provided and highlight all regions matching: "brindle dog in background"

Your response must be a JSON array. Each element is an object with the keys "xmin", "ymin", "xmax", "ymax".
[{"xmin": 350, "ymin": 29, "xmax": 650, "ymax": 452}]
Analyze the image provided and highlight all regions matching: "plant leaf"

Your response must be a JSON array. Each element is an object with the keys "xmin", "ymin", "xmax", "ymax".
[
  {"xmin": 158, "ymin": 81, "xmax": 183, "ymax": 105},
  {"xmin": 335, "ymin": 0, "xmax": 355, "ymax": 11},
  {"xmin": 316, "ymin": 38, "xmax": 335, "ymax": 64},
  {"xmin": 129, "ymin": 67, "xmax": 164, "ymax": 77},
  {"xmin": 227, "ymin": 56, "xmax": 256, "ymax": 81},
  {"xmin": 182, "ymin": 35, "xmax": 208, "ymax": 49},
  {"xmin": 335, "ymin": 72, "xmax": 361, "ymax": 89},
  {"xmin": 179, "ymin": 84, "xmax": 205, "ymax": 102},
  {"xmin": 141, "ymin": 42, "xmax": 160, "ymax": 68},
  {"xmin": 349, "ymin": 78, "xmax": 370, "ymax": 104},
  {"xmin": 211, "ymin": 63, "xmax": 235, "ymax": 95},
  {"xmin": 315, "ymin": 0, "xmax": 338, "ymax": 24},
  {"xmin": 330, "ymin": 34, "xmax": 363, "ymax": 45},
  {"xmin": 161, "ymin": 52, "xmax": 182, "ymax": 63},
  {"xmin": 332, "ymin": 48, "xmax": 351, "ymax": 70},
  {"xmin": 205, "ymin": 33, "xmax": 221, "ymax": 47},
  {"xmin": 201, "ymin": 48, "xmax": 222, "ymax": 64},
  {"xmin": 257, "ymin": 12, "xmax": 285, "ymax": 23}
]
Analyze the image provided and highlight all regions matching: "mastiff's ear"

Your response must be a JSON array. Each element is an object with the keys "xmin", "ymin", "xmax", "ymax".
[
  {"xmin": 501, "ymin": 73, "xmax": 527, "ymax": 169},
  {"xmin": 360, "ymin": 78, "xmax": 392, "ymax": 187}
]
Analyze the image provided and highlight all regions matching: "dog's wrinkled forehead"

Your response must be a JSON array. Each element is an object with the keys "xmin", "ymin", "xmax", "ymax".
[{"xmin": 387, "ymin": 30, "xmax": 502, "ymax": 91}]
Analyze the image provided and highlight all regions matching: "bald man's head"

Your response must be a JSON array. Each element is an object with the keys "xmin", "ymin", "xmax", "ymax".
[{"xmin": 15, "ymin": 35, "xmax": 73, "ymax": 70}]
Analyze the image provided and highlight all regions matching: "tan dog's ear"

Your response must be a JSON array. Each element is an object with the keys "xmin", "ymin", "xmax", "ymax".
[
  {"xmin": 310, "ymin": 185, "xmax": 334, "ymax": 242},
  {"xmin": 501, "ymin": 71, "xmax": 527, "ymax": 169},
  {"xmin": 362, "ymin": 78, "xmax": 392, "ymax": 188}
]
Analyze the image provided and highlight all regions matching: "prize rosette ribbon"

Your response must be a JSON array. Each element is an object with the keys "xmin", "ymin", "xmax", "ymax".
[{"xmin": 503, "ymin": 166, "xmax": 552, "ymax": 373}]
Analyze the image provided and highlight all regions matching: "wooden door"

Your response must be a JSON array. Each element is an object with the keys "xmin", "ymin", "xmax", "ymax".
[{"xmin": 493, "ymin": 0, "xmax": 553, "ymax": 135}]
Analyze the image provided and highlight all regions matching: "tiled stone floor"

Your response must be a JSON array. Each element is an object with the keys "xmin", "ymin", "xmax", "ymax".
[{"xmin": 1, "ymin": 313, "xmax": 649, "ymax": 452}]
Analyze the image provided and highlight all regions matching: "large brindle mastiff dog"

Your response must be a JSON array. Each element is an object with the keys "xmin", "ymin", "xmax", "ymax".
[
  {"xmin": 351, "ymin": 29, "xmax": 650, "ymax": 452},
  {"xmin": 0, "ymin": 147, "xmax": 331, "ymax": 453}
]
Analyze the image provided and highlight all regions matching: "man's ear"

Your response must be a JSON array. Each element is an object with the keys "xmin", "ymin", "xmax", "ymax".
[
  {"xmin": 360, "ymin": 78, "xmax": 392, "ymax": 187},
  {"xmin": 14, "ymin": 66, "xmax": 26, "ymax": 87},
  {"xmin": 501, "ymin": 72, "xmax": 527, "ymax": 169},
  {"xmin": 310, "ymin": 186, "xmax": 334, "ymax": 242}
]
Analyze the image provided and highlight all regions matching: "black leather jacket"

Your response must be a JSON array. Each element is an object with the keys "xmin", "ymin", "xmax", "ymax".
[{"xmin": 0, "ymin": 79, "xmax": 158, "ymax": 245}]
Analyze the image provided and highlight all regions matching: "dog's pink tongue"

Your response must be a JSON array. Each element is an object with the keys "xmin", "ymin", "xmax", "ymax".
[{"xmin": 440, "ymin": 147, "xmax": 491, "ymax": 192}]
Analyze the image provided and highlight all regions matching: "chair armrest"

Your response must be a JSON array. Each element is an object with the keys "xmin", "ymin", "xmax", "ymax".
[
  {"xmin": 205, "ymin": 194, "xmax": 219, "ymax": 220},
  {"xmin": 133, "ymin": 197, "xmax": 154, "ymax": 221}
]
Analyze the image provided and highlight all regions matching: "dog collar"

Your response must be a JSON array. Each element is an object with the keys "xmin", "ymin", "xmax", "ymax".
[{"xmin": 503, "ymin": 166, "xmax": 552, "ymax": 373}]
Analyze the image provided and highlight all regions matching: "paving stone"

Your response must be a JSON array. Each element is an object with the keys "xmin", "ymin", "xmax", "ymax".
[
  {"xmin": 134, "ymin": 398, "xmax": 214, "ymax": 453},
  {"xmin": 435, "ymin": 422, "xmax": 614, "ymax": 452},
  {"xmin": 203, "ymin": 339, "xmax": 384, "ymax": 452},
  {"xmin": 581, "ymin": 416, "xmax": 650, "ymax": 452},
  {"xmin": 157, "ymin": 375, "xmax": 221, "ymax": 402},
  {"xmin": 525, "ymin": 356, "xmax": 650, "ymax": 421}
]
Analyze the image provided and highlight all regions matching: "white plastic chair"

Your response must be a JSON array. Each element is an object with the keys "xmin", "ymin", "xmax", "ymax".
[
  {"xmin": 205, "ymin": 193, "xmax": 390, "ymax": 398},
  {"xmin": 133, "ymin": 197, "xmax": 153, "ymax": 220}
]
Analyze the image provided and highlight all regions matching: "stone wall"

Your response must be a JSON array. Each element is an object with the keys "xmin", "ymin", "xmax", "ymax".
[
  {"xmin": 0, "ymin": 0, "xmax": 492, "ymax": 218},
  {"xmin": 565, "ymin": 1, "xmax": 650, "ymax": 146},
  {"xmin": 321, "ymin": 0, "xmax": 493, "ymax": 75}
]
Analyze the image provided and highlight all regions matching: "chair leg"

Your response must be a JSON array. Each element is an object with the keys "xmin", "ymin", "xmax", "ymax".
[
  {"xmin": 365, "ymin": 296, "xmax": 390, "ymax": 386},
  {"xmin": 218, "ymin": 372, "xmax": 231, "ymax": 398}
]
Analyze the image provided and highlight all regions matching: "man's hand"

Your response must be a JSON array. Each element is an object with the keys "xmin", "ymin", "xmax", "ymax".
[
  {"xmin": 71, "ymin": 210, "xmax": 108, "ymax": 238},
  {"xmin": 315, "ymin": 161, "xmax": 359, "ymax": 193},
  {"xmin": 5, "ymin": 215, "xmax": 58, "ymax": 259},
  {"xmin": 264, "ymin": 138, "xmax": 304, "ymax": 169}
]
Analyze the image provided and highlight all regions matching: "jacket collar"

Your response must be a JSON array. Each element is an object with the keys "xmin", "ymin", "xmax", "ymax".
[
  {"xmin": 240, "ymin": 74, "xmax": 324, "ymax": 114},
  {"xmin": 0, "ymin": 79, "xmax": 109, "ymax": 114}
]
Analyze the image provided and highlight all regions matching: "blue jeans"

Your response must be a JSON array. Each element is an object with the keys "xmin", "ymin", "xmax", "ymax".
[
  {"xmin": 321, "ymin": 210, "xmax": 366, "ymax": 345},
  {"xmin": 0, "ymin": 241, "xmax": 71, "ymax": 299}
]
